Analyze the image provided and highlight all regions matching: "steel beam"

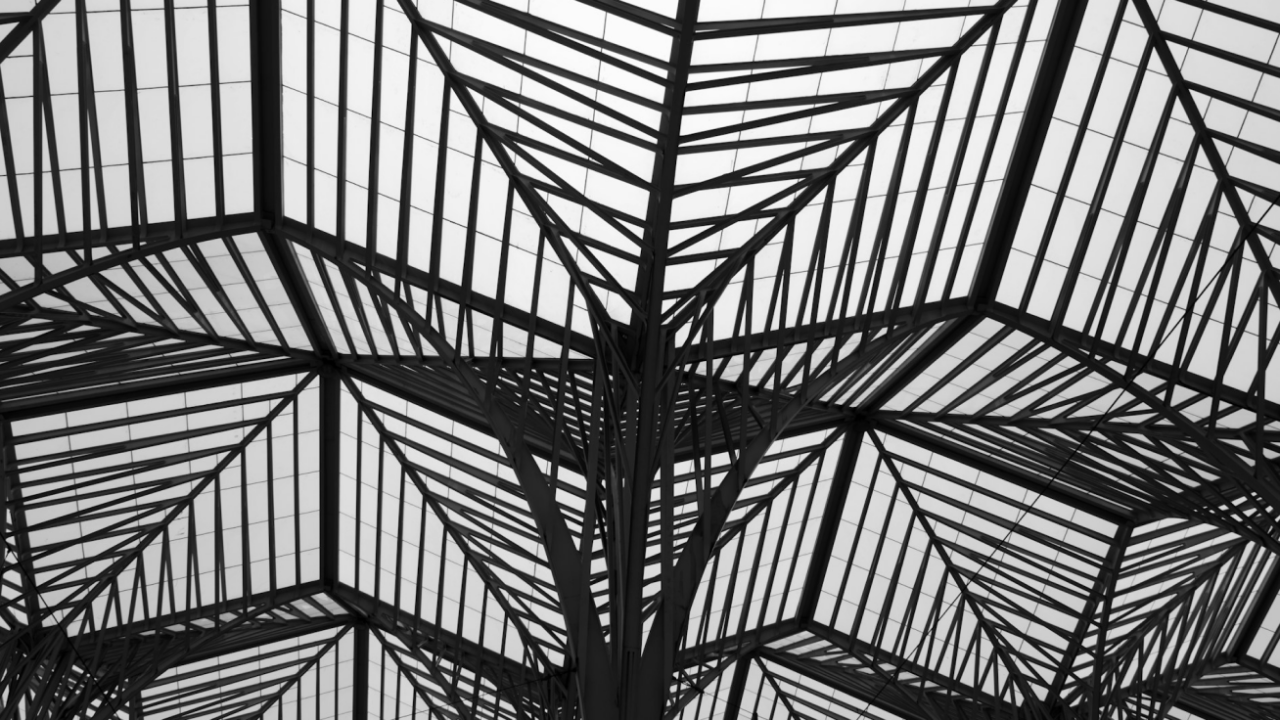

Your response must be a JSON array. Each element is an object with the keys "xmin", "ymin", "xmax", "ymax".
[
  {"xmin": 251, "ymin": 0, "xmax": 281, "ymax": 226},
  {"xmin": 393, "ymin": 0, "xmax": 622, "ymax": 350},
  {"xmin": 968, "ymin": 0, "xmax": 1090, "ymax": 309},
  {"xmin": 680, "ymin": 299, "xmax": 971, "ymax": 362},
  {"xmin": 0, "ymin": 216, "xmax": 265, "ymax": 314},
  {"xmin": 663, "ymin": 3, "xmax": 1015, "ymax": 330},
  {"xmin": 0, "ymin": 356, "xmax": 313, "ymax": 420},
  {"xmin": 0, "ymin": 0, "xmax": 60, "ymax": 63},
  {"xmin": 0, "ymin": 419, "xmax": 37, "ymax": 624},
  {"xmin": 250, "ymin": 0, "xmax": 331, "ymax": 357},
  {"xmin": 1017, "ymin": 318, "xmax": 1280, "ymax": 543},
  {"xmin": 1046, "ymin": 523, "xmax": 1132, "ymax": 713},
  {"xmin": 353, "ymin": 624, "xmax": 369, "ymax": 720},
  {"xmin": 320, "ymin": 246, "xmax": 617, "ymax": 720},
  {"xmin": 805, "ymin": 622, "xmax": 1012, "ymax": 716},
  {"xmin": 280, "ymin": 219, "xmax": 597, "ymax": 359},
  {"xmin": 673, "ymin": 618, "xmax": 804, "ymax": 671},
  {"xmin": 1129, "ymin": 0, "xmax": 1280, "ymax": 308},
  {"xmin": 320, "ymin": 371, "xmax": 341, "ymax": 590},
  {"xmin": 633, "ymin": 320, "xmax": 940, "ymax": 719},
  {"xmin": 0, "ymin": 213, "xmax": 262, "ymax": 259},
  {"xmin": 871, "ymin": 417, "xmax": 1130, "ymax": 525},
  {"xmin": 1233, "ymin": 561, "xmax": 1280, "ymax": 661},
  {"xmin": 987, "ymin": 303, "xmax": 1280, "ymax": 422},
  {"xmin": 624, "ymin": 4, "xmax": 701, "ymax": 712},
  {"xmin": 759, "ymin": 649, "xmax": 936, "ymax": 720},
  {"xmin": 329, "ymin": 583, "xmax": 547, "ymax": 710},
  {"xmin": 1, "ymin": 0, "xmax": 1275, "ymax": 715},
  {"xmin": 855, "ymin": 314, "xmax": 979, "ymax": 412},
  {"xmin": 77, "ymin": 582, "xmax": 329, "ymax": 645},
  {"xmin": 796, "ymin": 428, "xmax": 862, "ymax": 622}
]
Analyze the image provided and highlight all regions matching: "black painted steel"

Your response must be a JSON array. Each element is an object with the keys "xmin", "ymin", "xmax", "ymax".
[{"xmin": 0, "ymin": 0, "xmax": 1278, "ymax": 719}]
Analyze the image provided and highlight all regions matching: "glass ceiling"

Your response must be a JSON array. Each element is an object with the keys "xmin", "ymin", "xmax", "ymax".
[{"xmin": 0, "ymin": 0, "xmax": 1278, "ymax": 718}]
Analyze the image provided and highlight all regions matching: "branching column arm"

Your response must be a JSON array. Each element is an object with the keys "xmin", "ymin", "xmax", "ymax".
[
  {"xmin": 621, "ymin": 0, "xmax": 701, "ymax": 709},
  {"xmin": 323, "ymin": 256, "xmax": 617, "ymax": 720},
  {"xmin": 632, "ymin": 320, "xmax": 937, "ymax": 720}
]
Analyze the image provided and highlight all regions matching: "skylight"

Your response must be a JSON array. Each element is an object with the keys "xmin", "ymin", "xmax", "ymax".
[{"xmin": 0, "ymin": 0, "xmax": 1278, "ymax": 719}]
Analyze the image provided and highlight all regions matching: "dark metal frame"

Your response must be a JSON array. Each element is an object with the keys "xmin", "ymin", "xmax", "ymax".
[{"xmin": 0, "ymin": 0, "xmax": 1278, "ymax": 718}]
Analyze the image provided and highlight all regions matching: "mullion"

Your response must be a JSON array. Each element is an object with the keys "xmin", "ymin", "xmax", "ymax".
[
  {"xmin": 163, "ymin": 0, "xmax": 188, "ymax": 228},
  {"xmin": 354, "ymin": 409, "xmax": 366, "ymax": 593},
  {"xmin": 365, "ymin": 0, "xmax": 385, "ymax": 270},
  {"xmin": 374, "ymin": 426, "xmax": 387, "ymax": 601},
  {"xmin": 205, "ymin": 0, "xmax": 226, "ymax": 219},
  {"xmin": 426, "ymin": 81, "xmax": 450, "ymax": 327}
]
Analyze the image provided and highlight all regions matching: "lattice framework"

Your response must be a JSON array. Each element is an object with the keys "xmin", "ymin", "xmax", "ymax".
[{"xmin": 1, "ymin": 0, "xmax": 1279, "ymax": 719}]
